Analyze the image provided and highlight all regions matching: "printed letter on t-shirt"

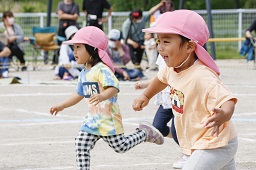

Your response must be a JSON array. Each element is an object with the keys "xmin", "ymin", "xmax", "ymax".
[{"xmin": 82, "ymin": 82, "xmax": 100, "ymax": 98}]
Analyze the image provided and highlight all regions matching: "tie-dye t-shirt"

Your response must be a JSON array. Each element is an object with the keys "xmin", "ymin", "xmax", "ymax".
[{"xmin": 76, "ymin": 62, "xmax": 124, "ymax": 136}]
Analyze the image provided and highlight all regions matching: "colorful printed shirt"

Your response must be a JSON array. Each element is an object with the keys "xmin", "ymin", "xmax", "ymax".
[
  {"xmin": 157, "ymin": 60, "xmax": 237, "ymax": 155},
  {"xmin": 76, "ymin": 62, "xmax": 124, "ymax": 136}
]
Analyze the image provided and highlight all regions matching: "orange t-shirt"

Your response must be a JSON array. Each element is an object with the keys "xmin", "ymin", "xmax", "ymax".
[{"xmin": 157, "ymin": 61, "xmax": 237, "ymax": 155}]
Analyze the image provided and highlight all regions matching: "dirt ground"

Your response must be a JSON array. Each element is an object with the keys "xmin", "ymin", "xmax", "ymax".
[{"xmin": 0, "ymin": 59, "xmax": 256, "ymax": 170}]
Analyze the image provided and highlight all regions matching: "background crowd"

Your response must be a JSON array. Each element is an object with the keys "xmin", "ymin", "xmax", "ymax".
[{"xmin": 0, "ymin": 0, "xmax": 177, "ymax": 81}]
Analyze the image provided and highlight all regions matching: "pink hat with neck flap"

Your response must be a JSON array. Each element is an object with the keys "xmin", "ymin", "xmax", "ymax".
[
  {"xmin": 63, "ymin": 26, "xmax": 115, "ymax": 72},
  {"xmin": 142, "ymin": 10, "xmax": 220, "ymax": 75}
]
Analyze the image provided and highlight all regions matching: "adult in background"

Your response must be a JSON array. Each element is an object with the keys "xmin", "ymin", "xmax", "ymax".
[
  {"xmin": 0, "ymin": 11, "xmax": 27, "ymax": 71},
  {"xmin": 150, "ymin": 0, "xmax": 175, "ymax": 26},
  {"xmin": 54, "ymin": 0, "xmax": 79, "ymax": 65},
  {"xmin": 54, "ymin": 25, "xmax": 83, "ymax": 80},
  {"xmin": 122, "ymin": 0, "xmax": 166, "ymax": 70},
  {"xmin": 0, "ymin": 41, "xmax": 11, "ymax": 78},
  {"xmin": 106, "ymin": 29, "xmax": 144, "ymax": 81},
  {"xmin": 82, "ymin": 0, "xmax": 112, "ymax": 30},
  {"xmin": 245, "ymin": 19, "xmax": 256, "ymax": 46},
  {"xmin": 57, "ymin": 0, "xmax": 80, "ymax": 45}
]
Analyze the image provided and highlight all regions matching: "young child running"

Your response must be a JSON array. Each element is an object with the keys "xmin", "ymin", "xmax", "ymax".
[
  {"xmin": 133, "ymin": 10, "xmax": 238, "ymax": 170},
  {"xmin": 49, "ymin": 26, "xmax": 164, "ymax": 170}
]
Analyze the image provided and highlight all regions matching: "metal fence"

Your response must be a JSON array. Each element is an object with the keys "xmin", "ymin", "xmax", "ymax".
[{"xmin": 1, "ymin": 9, "xmax": 256, "ymax": 60}]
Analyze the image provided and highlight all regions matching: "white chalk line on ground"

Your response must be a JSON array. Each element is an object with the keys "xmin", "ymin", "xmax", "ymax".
[
  {"xmin": 0, "ymin": 92, "xmax": 140, "ymax": 97},
  {"xmin": 1, "ymin": 105, "xmax": 256, "ymax": 127},
  {"xmin": 2, "ymin": 82, "xmax": 256, "ymax": 87},
  {"xmin": 239, "ymin": 138, "xmax": 256, "ymax": 143},
  {"xmin": 233, "ymin": 112, "xmax": 256, "ymax": 116},
  {"xmin": 92, "ymin": 162, "xmax": 172, "ymax": 168},
  {"xmin": 2, "ymin": 140, "xmax": 74, "ymax": 146},
  {"xmin": 17, "ymin": 162, "xmax": 173, "ymax": 170},
  {"xmin": 19, "ymin": 167, "xmax": 73, "ymax": 170},
  {"xmin": 0, "ymin": 136, "xmax": 75, "ymax": 142}
]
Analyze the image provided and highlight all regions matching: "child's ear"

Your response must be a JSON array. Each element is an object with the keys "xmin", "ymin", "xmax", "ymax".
[{"xmin": 187, "ymin": 41, "xmax": 196, "ymax": 52}]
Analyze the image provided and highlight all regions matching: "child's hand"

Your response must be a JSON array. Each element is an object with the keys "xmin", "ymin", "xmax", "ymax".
[
  {"xmin": 134, "ymin": 82, "xmax": 142, "ymax": 90},
  {"xmin": 132, "ymin": 94, "xmax": 149, "ymax": 111},
  {"xmin": 89, "ymin": 94, "xmax": 103, "ymax": 106},
  {"xmin": 204, "ymin": 108, "xmax": 226, "ymax": 136},
  {"xmin": 50, "ymin": 104, "xmax": 64, "ymax": 116},
  {"xmin": 134, "ymin": 82, "xmax": 147, "ymax": 90}
]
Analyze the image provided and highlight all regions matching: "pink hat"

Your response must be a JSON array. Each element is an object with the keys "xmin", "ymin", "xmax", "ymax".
[
  {"xmin": 142, "ymin": 10, "xmax": 220, "ymax": 75},
  {"xmin": 63, "ymin": 26, "xmax": 115, "ymax": 72}
]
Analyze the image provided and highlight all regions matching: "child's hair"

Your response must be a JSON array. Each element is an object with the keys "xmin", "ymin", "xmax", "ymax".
[
  {"xmin": 84, "ymin": 44, "xmax": 103, "ymax": 67},
  {"xmin": 179, "ymin": 35, "xmax": 190, "ymax": 48}
]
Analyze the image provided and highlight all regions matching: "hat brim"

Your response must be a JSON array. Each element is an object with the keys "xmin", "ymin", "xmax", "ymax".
[
  {"xmin": 195, "ymin": 44, "xmax": 220, "ymax": 75},
  {"xmin": 63, "ymin": 39, "xmax": 85, "ymax": 45}
]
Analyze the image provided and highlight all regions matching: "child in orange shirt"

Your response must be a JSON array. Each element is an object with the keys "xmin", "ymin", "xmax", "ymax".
[{"xmin": 133, "ymin": 10, "xmax": 238, "ymax": 169}]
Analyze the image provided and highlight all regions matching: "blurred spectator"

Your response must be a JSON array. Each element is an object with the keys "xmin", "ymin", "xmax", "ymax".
[
  {"xmin": 150, "ymin": 0, "xmax": 174, "ymax": 25},
  {"xmin": 54, "ymin": 25, "xmax": 83, "ymax": 80},
  {"xmin": 53, "ymin": 0, "xmax": 79, "ymax": 65},
  {"xmin": 144, "ymin": 32, "xmax": 158, "ymax": 71},
  {"xmin": 122, "ymin": 1, "xmax": 165, "ymax": 69},
  {"xmin": 0, "ymin": 41, "xmax": 11, "ymax": 78},
  {"xmin": 82, "ymin": 0, "xmax": 112, "ymax": 30},
  {"xmin": 0, "ymin": 11, "xmax": 27, "ymax": 71},
  {"xmin": 106, "ymin": 29, "xmax": 144, "ymax": 81},
  {"xmin": 245, "ymin": 19, "xmax": 256, "ymax": 46},
  {"xmin": 57, "ymin": 0, "xmax": 80, "ymax": 45}
]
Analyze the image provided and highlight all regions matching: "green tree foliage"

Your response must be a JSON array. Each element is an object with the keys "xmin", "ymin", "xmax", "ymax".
[
  {"xmin": 109, "ymin": 0, "xmax": 254, "ymax": 11},
  {"xmin": 0, "ymin": 0, "xmax": 15, "ymax": 12},
  {"xmin": 244, "ymin": 0, "xmax": 256, "ymax": 8},
  {"xmin": 0, "ymin": 0, "xmax": 255, "ymax": 13}
]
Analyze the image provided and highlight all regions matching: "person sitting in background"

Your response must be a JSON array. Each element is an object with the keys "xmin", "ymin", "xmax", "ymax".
[
  {"xmin": 54, "ymin": 25, "xmax": 83, "ymax": 80},
  {"xmin": 0, "ymin": 11, "xmax": 27, "ymax": 71},
  {"xmin": 245, "ymin": 19, "xmax": 256, "ymax": 40},
  {"xmin": 239, "ymin": 20, "xmax": 256, "ymax": 61},
  {"xmin": 0, "ymin": 41, "xmax": 11, "ymax": 78},
  {"xmin": 122, "ymin": 1, "xmax": 166, "ymax": 70},
  {"xmin": 144, "ymin": 32, "xmax": 158, "ymax": 71},
  {"xmin": 106, "ymin": 29, "xmax": 144, "ymax": 81}
]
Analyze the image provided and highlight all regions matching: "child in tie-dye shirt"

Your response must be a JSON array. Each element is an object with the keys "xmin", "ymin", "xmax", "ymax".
[{"xmin": 49, "ymin": 26, "xmax": 164, "ymax": 170}]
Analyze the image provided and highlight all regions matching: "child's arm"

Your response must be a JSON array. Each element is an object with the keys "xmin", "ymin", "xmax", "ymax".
[
  {"xmin": 133, "ymin": 76, "xmax": 167, "ymax": 111},
  {"xmin": 50, "ymin": 92, "xmax": 83, "ymax": 116},
  {"xmin": 88, "ymin": 87, "xmax": 118, "ymax": 105},
  {"xmin": 204, "ymin": 99, "xmax": 235, "ymax": 136}
]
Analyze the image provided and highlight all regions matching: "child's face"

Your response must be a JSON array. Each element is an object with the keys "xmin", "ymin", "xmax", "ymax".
[
  {"xmin": 157, "ymin": 33, "xmax": 189, "ymax": 68},
  {"xmin": 73, "ymin": 43, "xmax": 90, "ymax": 64}
]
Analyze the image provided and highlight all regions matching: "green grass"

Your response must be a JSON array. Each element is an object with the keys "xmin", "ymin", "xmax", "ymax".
[{"xmin": 216, "ymin": 49, "xmax": 244, "ymax": 59}]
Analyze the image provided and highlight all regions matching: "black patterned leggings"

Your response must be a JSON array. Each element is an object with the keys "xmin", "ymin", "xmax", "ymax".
[{"xmin": 75, "ymin": 130, "xmax": 146, "ymax": 170}]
